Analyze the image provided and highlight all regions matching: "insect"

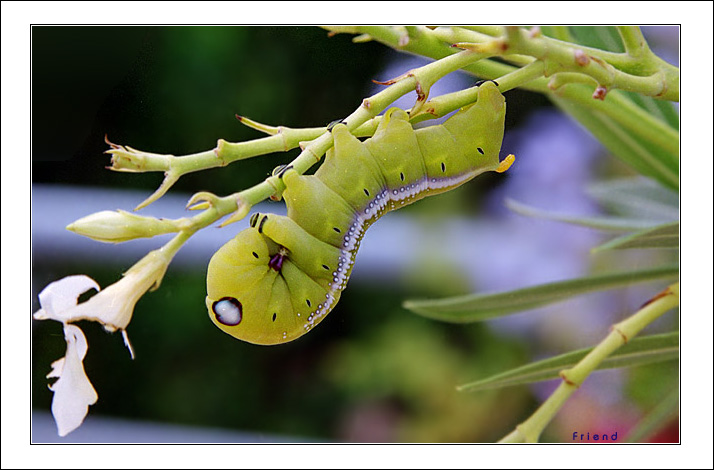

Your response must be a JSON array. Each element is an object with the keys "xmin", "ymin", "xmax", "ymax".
[{"xmin": 206, "ymin": 80, "xmax": 513, "ymax": 345}]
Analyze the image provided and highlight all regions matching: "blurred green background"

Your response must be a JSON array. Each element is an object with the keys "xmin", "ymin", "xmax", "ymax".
[{"xmin": 31, "ymin": 26, "xmax": 678, "ymax": 442}]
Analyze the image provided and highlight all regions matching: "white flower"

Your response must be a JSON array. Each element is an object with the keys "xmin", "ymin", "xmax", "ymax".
[
  {"xmin": 35, "ymin": 251, "xmax": 169, "ymax": 338},
  {"xmin": 47, "ymin": 324, "xmax": 98, "ymax": 437},
  {"xmin": 34, "ymin": 276, "xmax": 100, "ymax": 436},
  {"xmin": 34, "ymin": 245, "xmax": 174, "ymax": 436},
  {"xmin": 33, "ymin": 275, "xmax": 101, "ymax": 322},
  {"xmin": 34, "ymin": 251, "xmax": 168, "ymax": 435}
]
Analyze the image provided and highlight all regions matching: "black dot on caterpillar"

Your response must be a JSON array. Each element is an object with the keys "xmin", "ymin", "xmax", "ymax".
[{"xmin": 206, "ymin": 80, "xmax": 513, "ymax": 345}]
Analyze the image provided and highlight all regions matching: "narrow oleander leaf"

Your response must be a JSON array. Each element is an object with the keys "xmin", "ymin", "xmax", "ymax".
[
  {"xmin": 458, "ymin": 332, "xmax": 679, "ymax": 392},
  {"xmin": 586, "ymin": 177, "xmax": 679, "ymax": 221},
  {"xmin": 624, "ymin": 387, "xmax": 679, "ymax": 443},
  {"xmin": 559, "ymin": 26, "xmax": 680, "ymax": 178},
  {"xmin": 403, "ymin": 265, "xmax": 678, "ymax": 323},
  {"xmin": 552, "ymin": 98, "xmax": 679, "ymax": 191},
  {"xmin": 593, "ymin": 222, "xmax": 679, "ymax": 252},
  {"xmin": 623, "ymin": 90, "xmax": 679, "ymax": 131},
  {"xmin": 505, "ymin": 198, "xmax": 662, "ymax": 232},
  {"xmin": 539, "ymin": 26, "xmax": 574, "ymax": 42},
  {"xmin": 569, "ymin": 26, "xmax": 625, "ymax": 53}
]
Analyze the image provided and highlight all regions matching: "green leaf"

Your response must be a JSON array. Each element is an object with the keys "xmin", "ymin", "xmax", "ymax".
[
  {"xmin": 403, "ymin": 264, "xmax": 679, "ymax": 323},
  {"xmin": 539, "ymin": 26, "xmax": 574, "ymax": 42},
  {"xmin": 551, "ymin": 97, "xmax": 679, "ymax": 190},
  {"xmin": 458, "ymin": 332, "xmax": 679, "ymax": 392},
  {"xmin": 624, "ymin": 387, "xmax": 679, "ymax": 443},
  {"xmin": 568, "ymin": 26, "xmax": 625, "ymax": 53},
  {"xmin": 622, "ymin": 90, "xmax": 679, "ymax": 131},
  {"xmin": 586, "ymin": 177, "xmax": 679, "ymax": 220},
  {"xmin": 504, "ymin": 198, "xmax": 664, "ymax": 232},
  {"xmin": 594, "ymin": 222, "xmax": 679, "ymax": 252}
]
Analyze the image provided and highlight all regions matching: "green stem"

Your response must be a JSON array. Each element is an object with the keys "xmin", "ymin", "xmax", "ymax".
[
  {"xmin": 325, "ymin": 26, "xmax": 679, "ymax": 162},
  {"xmin": 558, "ymin": 86, "xmax": 679, "ymax": 155},
  {"xmin": 409, "ymin": 61, "xmax": 544, "ymax": 124},
  {"xmin": 616, "ymin": 26, "xmax": 649, "ymax": 58},
  {"xmin": 491, "ymin": 60, "xmax": 545, "ymax": 93},
  {"xmin": 499, "ymin": 282, "xmax": 679, "ymax": 443},
  {"xmin": 111, "ymin": 45, "xmax": 490, "ymax": 210},
  {"xmin": 328, "ymin": 26, "xmax": 678, "ymax": 101}
]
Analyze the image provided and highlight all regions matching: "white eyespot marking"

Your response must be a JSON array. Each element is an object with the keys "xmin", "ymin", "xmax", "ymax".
[{"xmin": 212, "ymin": 298, "xmax": 242, "ymax": 326}]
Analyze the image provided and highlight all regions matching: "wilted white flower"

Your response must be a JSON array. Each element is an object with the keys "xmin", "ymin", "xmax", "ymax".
[
  {"xmin": 34, "ymin": 276, "xmax": 100, "ymax": 436},
  {"xmin": 47, "ymin": 324, "xmax": 98, "ymax": 437},
  {"xmin": 35, "ymin": 250, "xmax": 169, "ymax": 339},
  {"xmin": 34, "ymin": 248, "xmax": 171, "ymax": 436}
]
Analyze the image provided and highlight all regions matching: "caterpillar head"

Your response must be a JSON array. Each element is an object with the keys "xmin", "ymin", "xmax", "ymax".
[{"xmin": 206, "ymin": 227, "xmax": 297, "ymax": 345}]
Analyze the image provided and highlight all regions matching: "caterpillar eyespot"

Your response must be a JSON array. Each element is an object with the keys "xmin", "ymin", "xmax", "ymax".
[
  {"xmin": 212, "ymin": 297, "xmax": 243, "ymax": 326},
  {"xmin": 206, "ymin": 81, "xmax": 513, "ymax": 345}
]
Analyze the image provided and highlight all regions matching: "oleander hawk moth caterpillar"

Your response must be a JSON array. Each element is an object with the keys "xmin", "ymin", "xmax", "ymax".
[{"xmin": 206, "ymin": 80, "xmax": 513, "ymax": 345}]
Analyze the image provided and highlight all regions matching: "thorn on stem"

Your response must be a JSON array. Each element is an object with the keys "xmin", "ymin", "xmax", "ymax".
[
  {"xmin": 592, "ymin": 85, "xmax": 608, "ymax": 100},
  {"xmin": 574, "ymin": 49, "xmax": 590, "ymax": 66},
  {"xmin": 528, "ymin": 26, "xmax": 542, "ymax": 38},
  {"xmin": 415, "ymin": 82, "xmax": 426, "ymax": 102},
  {"xmin": 639, "ymin": 286, "xmax": 673, "ymax": 309},
  {"xmin": 559, "ymin": 371, "xmax": 579, "ymax": 387},
  {"xmin": 611, "ymin": 326, "xmax": 629, "ymax": 343}
]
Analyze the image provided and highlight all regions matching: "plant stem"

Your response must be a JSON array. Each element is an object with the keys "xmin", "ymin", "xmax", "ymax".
[
  {"xmin": 616, "ymin": 26, "xmax": 649, "ymax": 58},
  {"xmin": 499, "ymin": 282, "xmax": 679, "ymax": 443},
  {"xmin": 110, "ymin": 44, "xmax": 492, "ymax": 211}
]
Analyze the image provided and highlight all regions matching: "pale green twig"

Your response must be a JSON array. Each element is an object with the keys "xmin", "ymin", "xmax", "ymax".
[
  {"xmin": 499, "ymin": 283, "xmax": 679, "ymax": 443},
  {"xmin": 106, "ymin": 46, "xmax": 498, "ymax": 211},
  {"xmin": 96, "ymin": 46, "xmax": 505, "ymax": 245},
  {"xmin": 324, "ymin": 26, "xmax": 679, "ymax": 158}
]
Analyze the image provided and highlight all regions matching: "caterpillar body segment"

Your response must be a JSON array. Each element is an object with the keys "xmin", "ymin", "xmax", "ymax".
[{"xmin": 206, "ymin": 81, "xmax": 510, "ymax": 344}]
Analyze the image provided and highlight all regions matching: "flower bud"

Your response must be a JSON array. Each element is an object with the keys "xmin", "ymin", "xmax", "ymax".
[{"xmin": 66, "ymin": 210, "xmax": 177, "ymax": 243}]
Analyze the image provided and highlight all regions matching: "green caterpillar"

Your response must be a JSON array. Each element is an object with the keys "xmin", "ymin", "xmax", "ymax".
[{"xmin": 206, "ymin": 81, "xmax": 513, "ymax": 345}]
